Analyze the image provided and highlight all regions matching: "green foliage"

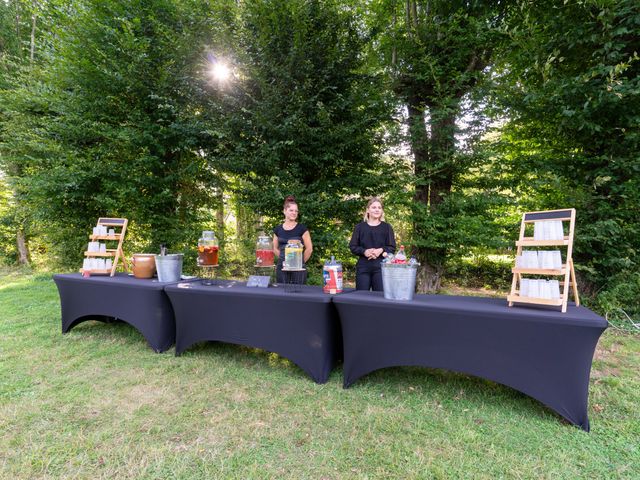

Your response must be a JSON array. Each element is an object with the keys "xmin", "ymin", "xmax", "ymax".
[
  {"xmin": 211, "ymin": 0, "xmax": 397, "ymax": 268},
  {"xmin": 364, "ymin": 0, "xmax": 510, "ymax": 290},
  {"xmin": 494, "ymin": 0, "xmax": 640, "ymax": 289},
  {"xmin": 0, "ymin": 0, "xmax": 637, "ymax": 318},
  {"xmin": 445, "ymin": 254, "xmax": 513, "ymax": 291},
  {"xmin": 1, "ymin": 0, "xmax": 235, "ymax": 267},
  {"xmin": 593, "ymin": 272, "xmax": 640, "ymax": 333}
]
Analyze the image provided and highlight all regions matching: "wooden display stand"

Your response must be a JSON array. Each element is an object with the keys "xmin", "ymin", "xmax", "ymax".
[
  {"xmin": 507, "ymin": 209, "xmax": 579, "ymax": 313},
  {"xmin": 82, "ymin": 217, "xmax": 129, "ymax": 276}
]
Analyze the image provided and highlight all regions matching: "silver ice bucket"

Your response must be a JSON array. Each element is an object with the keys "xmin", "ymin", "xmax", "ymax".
[
  {"xmin": 154, "ymin": 254, "xmax": 183, "ymax": 282},
  {"xmin": 381, "ymin": 263, "xmax": 418, "ymax": 301}
]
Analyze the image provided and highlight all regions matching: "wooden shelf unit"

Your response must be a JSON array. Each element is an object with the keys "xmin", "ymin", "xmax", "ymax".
[
  {"xmin": 508, "ymin": 209, "xmax": 579, "ymax": 313},
  {"xmin": 82, "ymin": 218, "xmax": 128, "ymax": 276},
  {"xmin": 511, "ymin": 266, "xmax": 567, "ymax": 276}
]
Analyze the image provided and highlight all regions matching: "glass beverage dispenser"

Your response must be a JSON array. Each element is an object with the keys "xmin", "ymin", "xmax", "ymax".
[
  {"xmin": 197, "ymin": 231, "xmax": 219, "ymax": 266},
  {"xmin": 255, "ymin": 235, "xmax": 274, "ymax": 266},
  {"xmin": 284, "ymin": 239, "xmax": 303, "ymax": 270}
]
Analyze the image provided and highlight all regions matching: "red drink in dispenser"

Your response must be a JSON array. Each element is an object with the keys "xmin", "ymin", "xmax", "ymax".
[
  {"xmin": 198, "ymin": 245, "xmax": 219, "ymax": 266},
  {"xmin": 256, "ymin": 249, "xmax": 274, "ymax": 266},
  {"xmin": 255, "ymin": 235, "xmax": 274, "ymax": 266},
  {"xmin": 197, "ymin": 231, "xmax": 219, "ymax": 266}
]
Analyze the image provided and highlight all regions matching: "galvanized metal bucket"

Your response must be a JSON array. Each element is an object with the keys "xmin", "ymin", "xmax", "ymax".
[
  {"xmin": 154, "ymin": 254, "xmax": 183, "ymax": 282},
  {"xmin": 381, "ymin": 263, "xmax": 418, "ymax": 301}
]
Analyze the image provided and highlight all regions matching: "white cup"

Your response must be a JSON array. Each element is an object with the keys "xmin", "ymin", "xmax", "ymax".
[
  {"xmin": 523, "ymin": 250, "xmax": 538, "ymax": 268},
  {"xmin": 520, "ymin": 279, "xmax": 530, "ymax": 297},
  {"xmin": 540, "ymin": 280, "xmax": 551, "ymax": 299},
  {"xmin": 542, "ymin": 251, "xmax": 555, "ymax": 269},
  {"xmin": 99, "ymin": 243, "xmax": 107, "ymax": 253},
  {"xmin": 550, "ymin": 280, "xmax": 561, "ymax": 299},
  {"xmin": 553, "ymin": 221, "xmax": 564, "ymax": 240},
  {"xmin": 105, "ymin": 259, "xmax": 112, "ymax": 269},
  {"xmin": 529, "ymin": 279, "xmax": 540, "ymax": 298},
  {"xmin": 552, "ymin": 251, "xmax": 562, "ymax": 270},
  {"xmin": 534, "ymin": 222, "xmax": 542, "ymax": 240},
  {"xmin": 108, "ymin": 229, "xmax": 115, "ymax": 236}
]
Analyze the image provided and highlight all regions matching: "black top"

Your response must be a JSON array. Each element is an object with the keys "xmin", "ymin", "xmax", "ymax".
[
  {"xmin": 273, "ymin": 223, "xmax": 308, "ymax": 261},
  {"xmin": 349, "ymin": 221, "xmax": 396, "ymax": 267}
]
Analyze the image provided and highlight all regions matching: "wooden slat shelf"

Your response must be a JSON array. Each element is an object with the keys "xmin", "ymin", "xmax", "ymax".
[
  {"xmin": 81, "ymin": 218, "xmax": 128, "ymax": 276},
  {"xmin": 507, "ymin": 295, "xmax": 563, "ymax": 306},
  {"xmin": 516, "ymin": 238, "xmax": 569, "ymax": 247},
  {"xmin": 511, "ymin": 266, "xmax": 566, "ymax": 275},
  {"xmin": 88, "ymin": 234, "xmax": 121, "ymax": 240},
  {"xmin": 508, "ymin": 209, "xmax": 579, "ymax": 313},
  {"xmin": 78, "ymin": 269, "xmax": 111, "ymax": 275}
]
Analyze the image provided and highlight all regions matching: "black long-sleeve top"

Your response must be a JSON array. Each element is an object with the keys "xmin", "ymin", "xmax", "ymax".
[{"xmin": 349, "ymin": 221, "xmax": 396, "ymax": 267}]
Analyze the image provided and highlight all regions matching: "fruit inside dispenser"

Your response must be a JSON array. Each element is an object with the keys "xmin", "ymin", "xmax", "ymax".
[{"xmin": 197, "ymin": 230, "xmax": 219, "ymax": 266}]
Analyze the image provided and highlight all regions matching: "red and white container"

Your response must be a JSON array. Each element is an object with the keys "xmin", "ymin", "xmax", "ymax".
[{"xmin": 323, "ymin": 256, "xmax": 343, "ymax": 294}]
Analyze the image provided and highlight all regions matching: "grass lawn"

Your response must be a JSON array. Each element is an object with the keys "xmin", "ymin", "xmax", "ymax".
[{"xmin": 0, "ymin": 269, "xmax": 638, "ymax": 479}]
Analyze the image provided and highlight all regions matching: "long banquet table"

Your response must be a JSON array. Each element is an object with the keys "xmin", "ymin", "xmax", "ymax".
[
  {"xmin": 164, "ymin": 281, "xmax": 343, "ymax": 384},
  {"xmin": 53, "ymin": 273, "xmax": 187, "ymax": 352},
  {"xmin": 332, "ymin": 291, "xmax": 608, "ymax": 431}
]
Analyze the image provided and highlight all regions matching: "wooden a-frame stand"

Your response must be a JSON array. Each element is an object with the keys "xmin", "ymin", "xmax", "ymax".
[
  {"xmin": 83, "ymin": 217, "xmax": 129, "ymax": 276},
  {"xmin": 507, "ymin": 209, "xmax": 579, "ymax": 313}
]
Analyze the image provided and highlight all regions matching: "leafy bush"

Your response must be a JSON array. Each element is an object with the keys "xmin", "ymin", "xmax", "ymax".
[
  {"xmin": 444, "ymin": 255, "xmax": 513, "ymax": 291},
  {"xmin": 592, "ymin": 272, "xmax": 640, "ymax": 333}
]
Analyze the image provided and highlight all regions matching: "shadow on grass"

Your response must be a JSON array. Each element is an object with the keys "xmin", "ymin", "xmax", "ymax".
[
  {"xmin": 67, "ymin": 320, "xmax": 565, "ymax": 425},
  {"xmin": 68, "ymin": 320, "xmax": 314, "ymax": 382},
  {"xmin": 347, "ymin": 365, "xmax": 563, "ymax": 424}
]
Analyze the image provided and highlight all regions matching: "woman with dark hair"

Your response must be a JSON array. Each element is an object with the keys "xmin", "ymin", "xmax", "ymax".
[
  {"xmin": 272, "ymin": 195, "xmax": 313, "ymax": 284},
  {"xmin": 349, "ymin": 197, "xmax": 396, "ymax": 291}
]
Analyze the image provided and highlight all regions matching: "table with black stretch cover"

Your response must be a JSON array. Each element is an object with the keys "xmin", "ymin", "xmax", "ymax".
[
  {"xmin": 53, "ymin": 273, "xmax": 185, "ymax": 353},
  {"xmin": 333, "ymin": 291, "xmax": 608, "ymax": 431},
  {"xmin": 164, "ymin": 281, "xmax": 342, "ymax": 384}
]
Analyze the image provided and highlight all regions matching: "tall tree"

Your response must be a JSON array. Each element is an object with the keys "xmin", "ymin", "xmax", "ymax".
[
  {"xmin": 368, "ymin": 0, "xmax": 507, "ymax": 291},
  {"xmin": 213, "ymin": 0, "xmax": 394, "ymax": 264},
  {"xmin": 1, "ymin": 0, "xmax": 235, "ymax": 266},
  {"xmin": 494, "ymin": 0, "xmax": 640, "ymax": 290}
]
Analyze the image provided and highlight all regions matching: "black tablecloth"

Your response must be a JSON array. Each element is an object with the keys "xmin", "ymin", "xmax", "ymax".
[
  {"xmin": 164, "ymin": 281, "xmax": 343, "ymax": 384},
  {"xmin": 53, "ymin": 273, "xmax": 187, "ymax": 352},
  {"xmin": 333, "ymin": 291, "xmax": 608, "ymax": 431}
]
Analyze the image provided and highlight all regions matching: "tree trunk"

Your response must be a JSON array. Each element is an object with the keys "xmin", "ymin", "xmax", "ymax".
[
  {"xmin": 215, "ymin": 189, "xmax": 225, "ymax": 246},
  {"xmin": 416, "ymin": 261, "xmax": 443, "ymax": 292},
  {"xmin": 406, "ymin": 94, "xmax": 456, "ymax": 293},
  {"xmin": 30, "ymin": 14, "xmax": 36, "ymax": 62},
  {"xmin": 17, "ymin": 228, "xmax": 30, "ymax": 265},
  {"xmin": 428, "ymin": 111, "xmax": 455, "ymax": 209}
]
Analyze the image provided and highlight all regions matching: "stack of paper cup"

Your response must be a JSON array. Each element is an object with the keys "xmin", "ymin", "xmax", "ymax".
[{"xmin": 533, "ymin": 220, "xmax": 565, "ymax": 240}]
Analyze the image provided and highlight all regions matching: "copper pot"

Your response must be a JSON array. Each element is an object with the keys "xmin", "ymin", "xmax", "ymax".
[{"xmin": 132, "ymin": 254, "xmax": 156, "ymax": 279}]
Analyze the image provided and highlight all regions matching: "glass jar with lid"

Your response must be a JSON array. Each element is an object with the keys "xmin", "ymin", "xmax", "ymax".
[
  {"xmin": 197, "ymin": 230, "xmax": 219, "ymax": 266},
  {"xmin": 283, "ymin": 239, "xmax": 303, "ymax": 270},
  {"xmin": 255, "ymin": 235, "xmax": 274, "ymax": 266}
]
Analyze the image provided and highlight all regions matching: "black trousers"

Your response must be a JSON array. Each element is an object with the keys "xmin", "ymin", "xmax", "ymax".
[{"xmin": 355, "ymin": 261, "xmax": 383, "ymax": 291}]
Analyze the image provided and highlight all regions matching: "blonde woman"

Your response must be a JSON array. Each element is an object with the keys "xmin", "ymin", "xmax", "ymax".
[{"xmin": 349, "ymin": 197, "xmax": 396, "ymax": 291}]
